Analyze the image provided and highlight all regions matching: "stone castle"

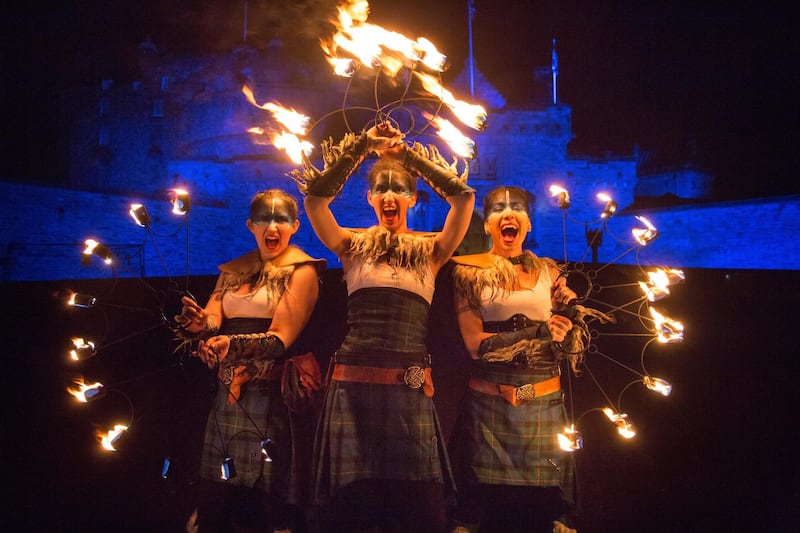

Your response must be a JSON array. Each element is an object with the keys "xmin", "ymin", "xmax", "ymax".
[{"xmin": 1, "ymin": 39, "xmax": 797, "ymax": 282}]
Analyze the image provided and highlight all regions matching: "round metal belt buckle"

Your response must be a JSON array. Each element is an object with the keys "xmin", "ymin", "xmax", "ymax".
[{"xmin": 403, "ymin": 365, "xmax": 425, "ymax": 389}]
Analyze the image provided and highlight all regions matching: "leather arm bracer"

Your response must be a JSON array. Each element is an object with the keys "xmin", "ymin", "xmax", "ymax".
[
  {"xmin": 477, "ymin": 323, "xmax": 551, "ymax": 359},
  {"xmin": 221, "ymin": 333, "xmax": 286, "ymax": 380},
  {"xmin": 403, "ymin": 143, "xmax": 474, "ymax": 199},
  {"xmin": 295, "ymin": 132, "xmax": 370, "ymax": 198}
]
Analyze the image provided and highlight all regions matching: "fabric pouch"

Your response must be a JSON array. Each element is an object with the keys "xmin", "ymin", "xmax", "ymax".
[{"xmin": 281, "ymin": 352, "xmax": 321, "ymax": 412}]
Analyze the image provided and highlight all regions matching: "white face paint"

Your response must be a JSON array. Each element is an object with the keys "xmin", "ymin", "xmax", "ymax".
[
  {"xmin": 250, "ymin": 197, "xmax": 295, "ymax": 227},
  {"xmin": 370, "ymin": 170, "xmax": 413, "ymax": 198},
  {"xmin": 487, "ymin": 189, "xmax": 528, "ymax": 216}
]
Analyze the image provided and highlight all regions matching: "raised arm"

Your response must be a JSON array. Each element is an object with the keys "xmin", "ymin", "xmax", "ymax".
[
  {"xmin": 432, "ymin": 192, "xmax": 475, "ymax": 270},
  {"xmin": 304, "ymin": 195, "xmax": 352, "ymax": 257},
  {"xmin": 397, "ymin": 141, "xmax": 475, "ymax": 270}
]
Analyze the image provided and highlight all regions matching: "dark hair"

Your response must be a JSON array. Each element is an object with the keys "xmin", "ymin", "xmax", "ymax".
[
  {"xmin": 250, "ymin": 189, "xmax": 298, "ymax": 221},
  {"xmin": 482, "ymin": 186, "xmax": 531, "ymax": 219},
  {"xmin": 367, "ymin": 159, "xmax": 417, "ymax": 194}
]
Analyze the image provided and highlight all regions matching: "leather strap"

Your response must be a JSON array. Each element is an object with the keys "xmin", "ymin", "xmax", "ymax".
[
  {"xmin": 468, "ymin": 375, "xmax": 561, "ymax": 406},
  {"xmin": 333, "ymin": 363, "xmax": 434, "ymax": 398}
]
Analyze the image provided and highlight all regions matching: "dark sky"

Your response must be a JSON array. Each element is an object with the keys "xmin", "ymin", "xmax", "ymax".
[{"xmin": 4, "ymin": 0, "xmax": 798, "ymax": 200}]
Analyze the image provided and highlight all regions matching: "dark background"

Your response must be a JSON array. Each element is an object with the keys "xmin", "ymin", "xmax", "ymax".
[{"xmin": 5, "ymin": 266, "xmax": 799, "ymax": 532}]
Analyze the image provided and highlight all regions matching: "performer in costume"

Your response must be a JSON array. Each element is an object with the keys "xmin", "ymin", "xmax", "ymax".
[
  {"xmin": 294, "ymin": 122, "xmax": 475, "ymax": 533},
  {"xmin": 175, "ymin": 189, "xmax": 324, "ymax": 533},
  {"xmin": 448, "ymin": 186, "xmax": 581, "ymax": 533}
]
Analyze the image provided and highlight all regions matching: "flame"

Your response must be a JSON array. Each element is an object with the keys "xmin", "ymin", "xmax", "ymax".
[
  {"xmin": 424, "ymin": 113, "xmax": 476, "ymax": 159},
  {"xmin": 414, "ymin": 72, "xmax": 486, "ymax": 131},
  {"xmin": 639, "ymin": 268, "xmax": 685, "ymax": 302},
  {"xmin": 69, "ymin": 337, "xmax": 96, "ymax": 361},
  {"xmin": 323, "ymin": 0, "xmax": 447, "ymax": 77},
  {"xmin": 272, "ymin": 132, "xmax": 315, "ymax": 165},
  {"xmin": 558, "ymin": 424, "xmax": 584, "ymax": 452},
  {"xmin": 98, "ymin": 424, "xmax": 128, "ymax": 451},
  {"xmin": 129, "ymin": 203, "xmax": 150, "ymax": 227},
  {"xmin": 549, "ymin": 185, "xmax": 570, "ymax": 209},
  {"xmin": 649, "ymin": 307, "xmax": 684, "ymax": 343},
  {"xmin": 67, "ymin": 378, "xmax": 104, "ymax": 403},
  {"xmin": 67, "ymin": 291, "xmax": 96, "ymax": 308},
  {"xmin": 596, "ymin": 192, "xmax": 617, "ymax": 218},
  {"xmin": 643, "ymin": 375, "xmax": 673, "ymax": 396},
  {"xmin": 632, "ymin": 215, "xmax": 658, "ymax": 245},
  {"xmin": 242, "ymin": 86, "xmax": 314, "ymax": 163},
  {"xmin": 242, "ymin": 86, "xmax": 310, "ymax": 135},
  {"xmin": 83, "ymin": 239, "xmax": 112, "ymax": 264},
  {"xmin": 602, "ymin": 407, "xmax": 637, "ymax": 439},
  {"xmin": 170, "ymin": 189, "xmax": 190, "ymax": 215}
]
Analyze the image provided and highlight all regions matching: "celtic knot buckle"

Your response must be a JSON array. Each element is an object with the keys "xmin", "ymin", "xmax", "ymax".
[
  {"xmin": 403, "ymin": 365, "xmax": 426, "ymax": 389},
  {"xmin": 515, "ymin": 383, "xmax": 536, "ymax": 402}
]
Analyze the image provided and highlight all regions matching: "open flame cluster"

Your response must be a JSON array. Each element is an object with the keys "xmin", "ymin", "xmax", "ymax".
[
  {"xmin": 550, "ymin": 185, "xmax": 686, "ymax": 451},
  {"xmin": 244, "ymin": 0, "xmax": 486, "ymax": 164}
]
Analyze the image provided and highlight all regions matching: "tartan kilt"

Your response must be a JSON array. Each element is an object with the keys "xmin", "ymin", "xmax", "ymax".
[
  {"xmin": 198, "ymin": 320, "xmax": 316, "ymax": 506},
  {"xmin": 449, "ymin": 364, "xmax": 575, "ymax": 499},
  {"xmin": 313, "ymin": 371, "xmax": 454, "ymax": 503}
]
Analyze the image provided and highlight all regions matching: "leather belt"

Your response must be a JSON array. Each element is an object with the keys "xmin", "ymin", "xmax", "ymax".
[
  {"xmin": 468, "ymin": 375, "xmax": 561, "ymax": 406},
  {"xmin": 333, "ymin": 364, "xmax": 434, "ymax": 398}
]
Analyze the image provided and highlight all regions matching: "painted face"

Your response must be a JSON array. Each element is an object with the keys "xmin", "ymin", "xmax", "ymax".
[
  {"xmin": 368, "ymin": 169, "xmax": 415, "ymax": 231},
  {"xmin": 484, "ymin": 189, "xmax": 531, "ymax": 251},
  {"xmin": 247, "ymin": 197, "xmax": 298, "ymax": 259}
]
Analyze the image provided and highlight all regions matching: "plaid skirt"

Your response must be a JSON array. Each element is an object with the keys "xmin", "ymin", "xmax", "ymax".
[
  {"xmin": 449, "ymin": 363, "xmax": 575, "ymax": 496},
  {"xmin": 198, "ymin": 319, "xmax": 316, "ymax": 506},
  {"xmin": 312, "ymin": 353, "xmax": 454, "ymax": 503}
]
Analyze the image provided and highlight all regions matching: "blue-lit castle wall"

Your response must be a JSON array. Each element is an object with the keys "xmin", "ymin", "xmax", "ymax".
[{"xmin": 2, "ymin": 46, "xmax": 798, "ymax": 282}]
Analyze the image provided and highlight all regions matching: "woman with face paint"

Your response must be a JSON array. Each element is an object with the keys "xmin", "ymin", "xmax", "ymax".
[
  {"xmin": 293, "ymin": 122, "xmax": 475, "ymax": 533},
  {"xmin": 447, "ymin": 186, "xmax": 579, "ymax": 533},
  {"xmin": 174, "ymin": 189, "xmax": 325, "ymax": 533}
]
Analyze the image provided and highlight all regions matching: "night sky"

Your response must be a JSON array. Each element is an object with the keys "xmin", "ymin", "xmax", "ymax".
[{"xmin": 4, "ymin": 0, "xmax": 798, "ymax": 200}]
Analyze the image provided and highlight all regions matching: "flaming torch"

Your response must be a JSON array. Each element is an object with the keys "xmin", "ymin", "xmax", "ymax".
[
  {"xmin": 649, "ymin": 307, "xmax": 685, "ymax": 343},
  {"xmin": 549, "ymin": 185, "xmax": 571, "ymax": 209},
  {"xmin": 69, "ymin": 337, "xmax": 97, "ymax": 362},
  {"xmin": 558, "ymin": 424, "xmax": 584, "ymax": 452},
  {"xmin": 98, "ymin": 424, "xmax": 128, "ymax": 452},
  {"xmin": 67, "ymin": 378, "xmax": 106, "ymax": 403},
  {"xmin": 638, "ymin": 268, "xmax": 685, "ymax": 302},
  {"xmin": 632, "ymin": 215, "xmax": 658, "ymax": 245},
  {"xmin": 602, "ymin": 407, "xmax": 637, "ymax": 439}
]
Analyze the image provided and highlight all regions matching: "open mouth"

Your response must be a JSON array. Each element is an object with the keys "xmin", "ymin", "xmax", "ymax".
[
  {"xmin": 265, "ymin": 236, "xmax": 280, "ymax": 250},
  {"xmin": 500, "ymin": 224, "xmax": 519, "ymax": 243},
  {"xmin": 382, "ymin": 206, "xmax": 398, "ymax": 223}
]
